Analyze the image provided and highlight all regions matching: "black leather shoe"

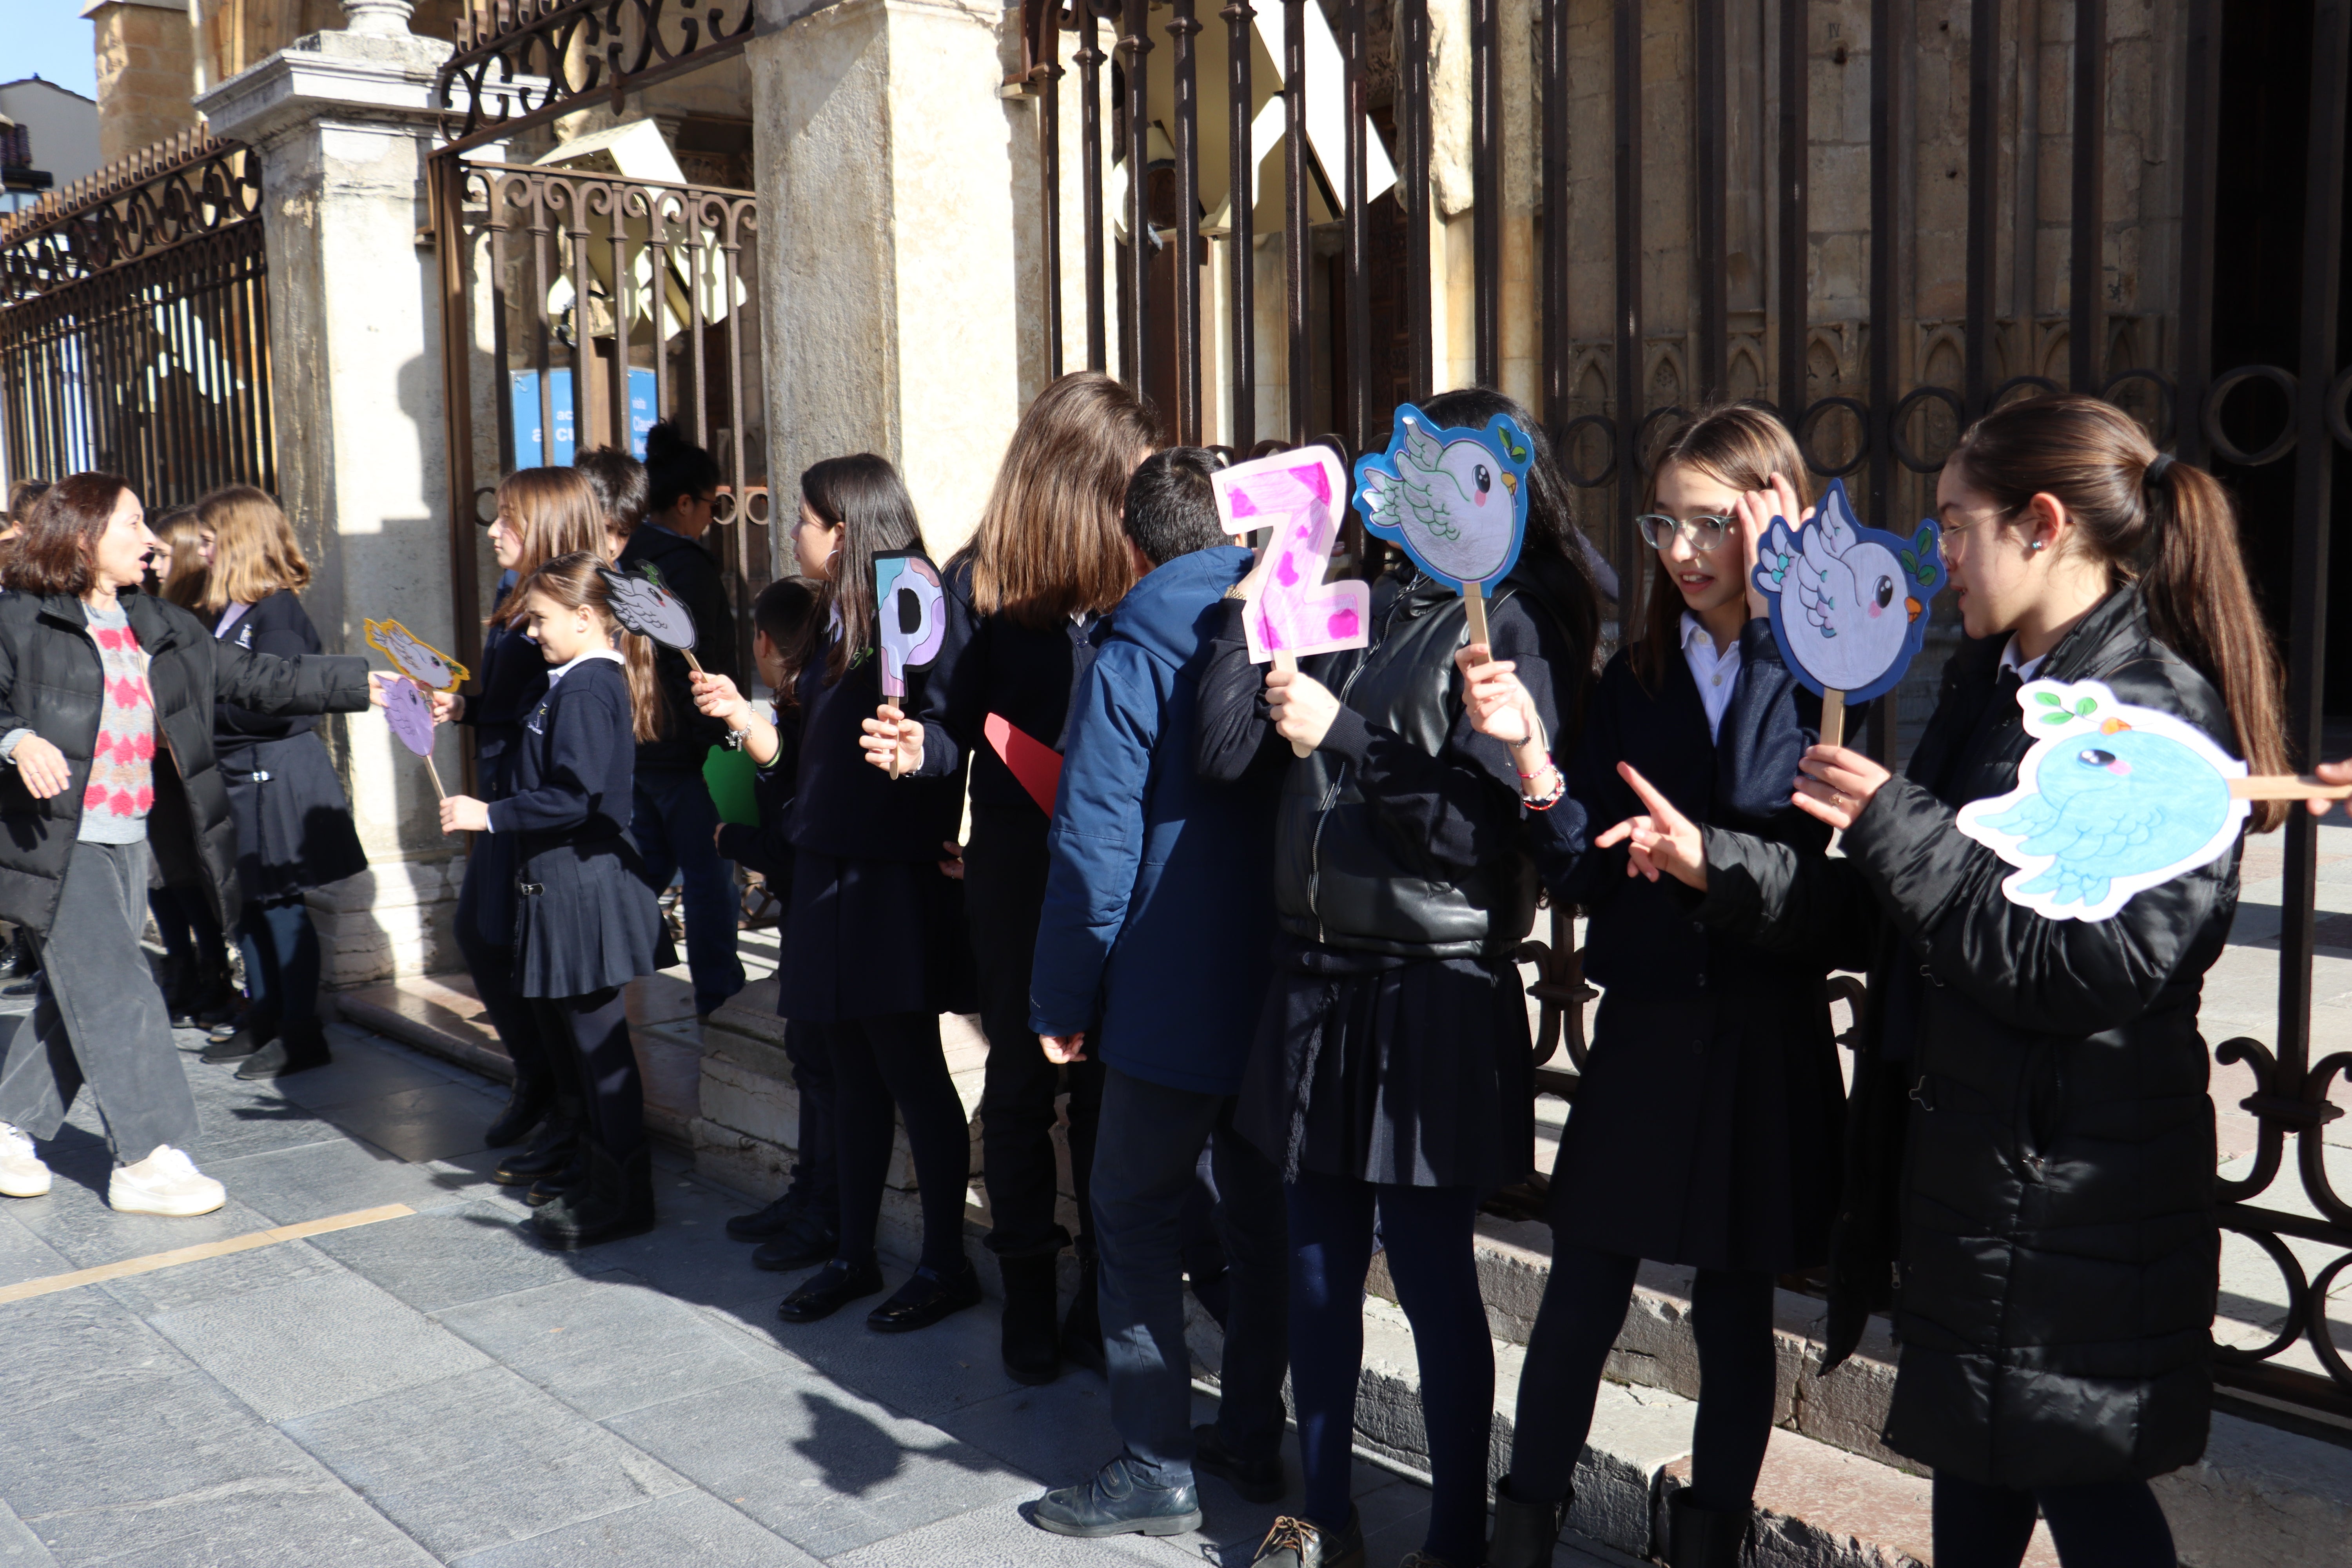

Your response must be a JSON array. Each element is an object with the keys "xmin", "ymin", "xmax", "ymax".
[
  {"xmin": 751, "ymin": 1212, "xmax": 840, "ymax": 1272},
  {"xmin": 495, "ymin": 1103, "xmax": 580, "ymax": 1186},
  {"xmin": 1248, "ymin": 1510, "xmax": 1363, "ymax": 1568},
  {"xmin": 526, "ymin": 1145, "xmax": 589, "ymax": 1207},
  {"xmin": 532, "ymin": 1145, "xmax": 655, "ymax": 1251},
  {"xmin": 1486, "ymin": 1474, "xmax": 1570, "ymax": 1568},
  {"xmin": 777, "ymin": 1258, "xmax": 885, "ymax": 1323},
  {"xmin": 236, "ymin": 1019, "xmax": 332, "ymax": 1080},
  {"xmin": 1060, "ymin": 1257, "xmax": 1105, "ymax": 1374},
  {"xmin": 1192, "ymin": 1422, "xmax": 1285, "ymax": 1505},
  {"xmin": 1667, "ymin": 1490, "xmax": 1749, "ymax": 1568},
  {"xmin": 866, "ymin": 1261, "xmax": 983, "ymax": 1334},
  {"xmin": 999, "ymin": 1252, "xmax": 1061, "ymax": 1385},
  {"xmin": 727, "ymin": 1187, "xmax": 807, "ymax": 1242},
  {"xmin": 483, "ymin": 1076, "xmax": 554, "ymax": 1149},
  {"xmin": 1031, "ymin": 1453, "xmax": 1204, "ymax": 1538},
  {"xmin": 202, "ymin": 1020, "xmax": 275, "ymax": 1063}
]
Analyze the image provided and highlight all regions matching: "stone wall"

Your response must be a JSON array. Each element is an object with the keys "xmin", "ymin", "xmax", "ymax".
[{"xmin": 88, "ymin": 0, "xmax": 203, "ymax": 165}]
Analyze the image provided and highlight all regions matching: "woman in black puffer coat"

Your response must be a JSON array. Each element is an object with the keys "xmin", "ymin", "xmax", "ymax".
[
  {"xmin": 1610, "ymin": 396, "xmax": 2285, "ymax": 1568},
  {"xmin": 189, "ymin": 487, "xmax": 370, "ymax": 1081}
]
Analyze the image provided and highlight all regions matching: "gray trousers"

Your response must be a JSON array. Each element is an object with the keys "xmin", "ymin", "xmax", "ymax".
[{"xmin": 0, "ymin": 840, "xmax": 198, "ymax": 1162}]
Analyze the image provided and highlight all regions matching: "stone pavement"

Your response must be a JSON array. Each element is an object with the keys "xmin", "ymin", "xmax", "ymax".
[{"xmin": 0, "ymin": 1015, "xmax": 1632, "ymax": 1568}]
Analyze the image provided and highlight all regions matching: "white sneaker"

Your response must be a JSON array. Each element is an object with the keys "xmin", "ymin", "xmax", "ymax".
[
  {"xmin": 0, "ymin": 1122, "xmax": 49, "ymax": 1198},
  {"xmin": 109, "ymin": 1145, "xmax": 225, "ymax": 1217}
]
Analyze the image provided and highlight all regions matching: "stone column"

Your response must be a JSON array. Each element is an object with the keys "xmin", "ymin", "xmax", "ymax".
[
  {"xmin": 85, "ymin": 0, "xmax": 203, "ymax": 164},
  {"xmin": 746, "ymin": 0, "xmax": 1034, "ymax": 560},
  {"xmin": 196, "ymin": 25, "xmax": 466, "ymax": 985}
]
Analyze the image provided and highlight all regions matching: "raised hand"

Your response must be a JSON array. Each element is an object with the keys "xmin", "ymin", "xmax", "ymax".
[
  {"xmin": 1454, "ymin": 643, "xmax": 1539, "ymax": 747},
  {"xmin": 2312, "ymin": 760, "xmax": 2352, "ymax": 816},
  {"xmin": 429, "ymin": 690, "xmax": 465, "ymax": 724},
  {"xmin": 1266, "ymin": 665, "xmax": 1341, "ymax": 752},
  {"xmin": 1734, "ymin": 470, "xmax": 1809, "ymax": 622},
  {"xmin": 860, "ymin": 703, "xmax": 924, "ymax": 775},
  {"xmin": 691, "ymin": 671, "xmax": 748, "ymax": 725},
  {"xmin": 1593, "ymin": 761, "xmax": 1707, "ymax": 889},
  {"xmin": 439, "ymin": 793, "xmax": 491, "ymax": 834},
  {"xmin": 1791, "ymin": 743, "xmax": 1892, "ymax": 831}
]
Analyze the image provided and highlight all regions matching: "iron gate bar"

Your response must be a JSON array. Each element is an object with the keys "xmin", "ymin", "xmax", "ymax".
[
  {"xmin": 1400, "ymin": 0, "xmax": 1432, "ymax": 401},
  {"xmin": 1470, "ymin": 0, "xmax": 1498, "ymax": 390},
  {"xmin": 1693, "ymin": 0, "xmax": 1727, "ymax": 405},
  {"xmin": 1172, "ymin": 0, "xmax": 1204, "ymax": 445},
  {"xmin": 1865, "ymin": 0, "xmax": 1898, "ymax": 530},
  {"xmin": 1612, "ymin": 0, "xmax": 1641, "ymax": 572},
  {"xmin": 1037, "ymin": 0, "xmax": 1066, "ymax": 381},
  {"xmin": 1224, "ymin": 0, "xmax": 1257, "ymax": 448},
  {"xmin": 1282, "ymin": 0, "xmax": 1308, "ymax": 443},
  {"xmin": 1343, "ymin": 0, "xmax": 1370, "ymax": 449},
  {"xmin": 2174, "ymin": 0, "xmax": 2219, "ymax": 469},
  {"xmin": 433, "ymin": 0, "xmax": 755, "ymax": 158},
  {"xmin": 1962, "ymin": 0, "xmax": 1998, "ymax": 419},
  {"xmin": 1775, "ymin": 0, "xmax": 1805, "ymax": 424},
  {"xmin": 1123, "ymin": 0, "xmax": 1151, "ymax": 393},
  {"xmin": 2067, "ymin": 0, "xmax": 2106, "ymax": 395},
  {"xmin": 1080, "ymin": 2, "xmax": 1110, "ymax": 374},
  {"xmin": 1539, "ymin": 0, "xmax": 1565, "ymax": 438}
]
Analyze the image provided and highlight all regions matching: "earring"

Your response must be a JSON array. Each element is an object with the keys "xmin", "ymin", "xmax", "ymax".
[{"xmin": 2027, "ymin": 540, "xmax": 2046, "ymax": 553}]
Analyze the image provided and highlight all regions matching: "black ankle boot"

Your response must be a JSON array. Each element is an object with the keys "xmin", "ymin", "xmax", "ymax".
[
  {"xmin": 1667, "ymin": 1491, "xmax": 1749, "ymax": 1568},
  {"xmin": 1487, "ymin": 1474, "xmax": 1570, "ymax": 1568},
  {"xmin": 483, "ymin": 1070, "xmax": 554, "ymax": 1149},
  {"xmin": 496, "ymin": 1099, "xmax": 580, "ymax": 1185},
  {"xmin": 1060, "ymin": 1257, "xmax": 1104, "ymax": 1375},
  {"xmin": 998, "ymin": 1253, "xmax": 1061, "ymax": 1385},
  {"xmin": 237, "ymin": 1018, "xmax": 333, "ymax": 1080},
  {"xmin": 532, "ymin": 1144, "xmax": 655, "ymax": 1250}
]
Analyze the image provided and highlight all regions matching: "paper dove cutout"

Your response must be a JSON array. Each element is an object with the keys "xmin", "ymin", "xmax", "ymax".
[
  {"xmin": 1749, "ymin": 477, "xmax": 1944, "ymax": 704},
  {"xmin": 1213, "ymin": 446, "xmax": 1371, "ymax": 662},
  {"xmin": 1955, "ymin": 678, "xmax": 2249, "ymax": 922},
  {"xmin": 364, "ymin": 619, "xmax": 469, "ymax": 691},
  {"xmin": 872, "ymin": 550, "xmax": 947, "ymax": 698},
  {"xmin": 379, "ymin": 675, "xmax": 438, "ymax": 758},
  {"xmin": 597, "ymin": 565, "xmax": 697, "ymax": 650},
  {"xmin": 1352, "ymin": 403, "xmax": 1535, "ymax": 594}
]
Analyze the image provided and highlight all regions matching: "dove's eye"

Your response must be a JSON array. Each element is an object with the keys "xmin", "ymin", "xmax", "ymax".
[
  {"xmin": 2077, "ymin": 748, "xmax": 2117, "ymax": 769},
  {"xmin": 1474, "ymin": 465, "xmax": 1492, "ymax": 494},
  {"xmin": 1874, "ymin": 576, "xmax": 1896, "ymax": 609}
]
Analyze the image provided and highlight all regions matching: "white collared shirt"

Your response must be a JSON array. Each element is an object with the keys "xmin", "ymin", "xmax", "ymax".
[
  {"xmin": 1996, "ymin": 636, "xmax": 2048, "ymax": 684},
  {"xmin": 1681, "ymin": 612, "xmax": 1741, "ymax": 742},
  {"xmin": 546, "ymin": 646, "xmax": 625, "ymax": 688}
]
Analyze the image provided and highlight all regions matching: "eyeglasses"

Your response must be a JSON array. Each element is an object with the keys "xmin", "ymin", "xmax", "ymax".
[{"xmin": 1635, "ymin": 514, "xmax": 1735, "ymax": 552}]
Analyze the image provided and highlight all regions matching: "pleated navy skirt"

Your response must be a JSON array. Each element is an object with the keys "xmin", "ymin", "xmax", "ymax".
[
  {"xmin": 509, "ymin": 837, "xmax": 668, "ymax": 999},
  {"xmin": 775, "ymin": 849, "xmax": 976, "ymax": 1024},
  {"xmin": 219, "ymin": 733, "xmax": 368, "ymax": 902}
]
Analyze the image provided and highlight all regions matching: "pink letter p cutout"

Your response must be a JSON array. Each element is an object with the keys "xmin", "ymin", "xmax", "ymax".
[{"xmin": 1212, "ymin": 447, "xmax": 1372, "ymax": 664}]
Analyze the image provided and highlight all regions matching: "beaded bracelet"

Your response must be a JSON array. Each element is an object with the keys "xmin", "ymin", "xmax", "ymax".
[{"xmin": 1520, "ymin": 755, "xmax": 1567, "ymax": 811}]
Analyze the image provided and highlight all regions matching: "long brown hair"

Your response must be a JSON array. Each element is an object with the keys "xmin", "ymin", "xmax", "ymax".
[
  {"xmin": 9, "ymin": 472, "xmax": 132, "ymax": 597},
  {"xmin": 492, "ymin": 467, "xmax": 607, "ymax": 626},
  {"xmin": 510, "ymin": 550, "xmax": 667, "ymax": 743},
  {"xmin": 1948, "ymin": 393, "xmax": 2289, "ymax": 829},
  {"xmin": 787, "ymin": 454, "xmax": 926, "ymax": 688},
  {"xmin": 194, "ymin": 485, "xmax": 310, "ymax": 612},
  {"xmin": 1631, "ymin": 404, "xmax": 1811, "ymax": 690},
  {"xmin": 960, "ymin": 372, "xmax": 1158, "ymax": 627},
  {"xmin": 150, "ymin": 506, "xmax": 209, "ymax": 609}
]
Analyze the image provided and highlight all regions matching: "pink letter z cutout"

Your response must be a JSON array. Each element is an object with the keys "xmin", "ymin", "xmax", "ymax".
[{"xmin": 1212, "ymin": 447, "xmax": 1371, "ymax": 664}]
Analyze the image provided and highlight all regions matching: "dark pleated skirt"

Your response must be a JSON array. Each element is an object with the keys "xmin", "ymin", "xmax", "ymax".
[
  {"xmin": 1236, "ymin": 939, "xmax": 1535, "ymax": 1191},
  {"xmin": 1546, "ymin": 987, "xmax": 1844, "ymax": 1274},
  {"xmin": 510, "ymin": 838, "xmax": 668, "ymax": 999},
  {"xmin": 775, "ymin": 849, "xmax": 977, "ymax": 1024},
  {"xmin": 220, "ymin": 733, "xmax": 368, "ymax": 902}
]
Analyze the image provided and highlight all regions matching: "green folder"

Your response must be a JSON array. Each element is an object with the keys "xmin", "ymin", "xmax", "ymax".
[{"xmin": 703, "ymin": 744, "xmax": 760, "ymax": 827}]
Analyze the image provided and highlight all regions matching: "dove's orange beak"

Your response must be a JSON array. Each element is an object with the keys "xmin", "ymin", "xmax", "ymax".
[
  {"xmin": 1499, "ymin": 472, "xmax": 1518, "ymax": 495},
  {"xmin": 1905, "ymin": 597, "xmax": 1922, "ymax": 622},
  {"xmin": 2101, "ymin": 717, "xmax": 2133, "ymax": 735}
]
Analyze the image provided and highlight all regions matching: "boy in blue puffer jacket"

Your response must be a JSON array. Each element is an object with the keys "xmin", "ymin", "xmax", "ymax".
[{"xmin": 1027, "ymin": 448, "xmax": 1293, "ymax": 1540}]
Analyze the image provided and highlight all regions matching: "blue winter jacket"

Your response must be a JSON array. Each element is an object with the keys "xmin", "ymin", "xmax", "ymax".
[{"xmin": 1028, "ymin": 545, "xmax": 1280, "ymax": 1096}]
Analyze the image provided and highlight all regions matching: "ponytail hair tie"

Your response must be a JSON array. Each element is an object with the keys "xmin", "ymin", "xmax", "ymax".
[{"xmin": 2145, "ymin": 452, "xmax": 2176, "ymax": 488}]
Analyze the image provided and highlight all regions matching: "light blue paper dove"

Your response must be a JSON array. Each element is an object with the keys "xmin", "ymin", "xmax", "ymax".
[{"xmin": 1352, "ymin": 404, "xmax": 1534, "ymax": 592}]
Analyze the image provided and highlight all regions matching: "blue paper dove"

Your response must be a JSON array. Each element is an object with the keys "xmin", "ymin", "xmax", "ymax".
[{"xmin": 1975, "ymin": 723, "xmax": 2234, "ymax": 911}]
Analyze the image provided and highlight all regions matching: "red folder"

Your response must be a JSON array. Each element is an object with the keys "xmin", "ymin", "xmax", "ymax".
[{"xmin": 985, "ymin": 713, "xmax": 1063, "ymax": 817}]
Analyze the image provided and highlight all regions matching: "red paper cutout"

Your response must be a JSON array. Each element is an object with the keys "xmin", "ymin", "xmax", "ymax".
[{"xmin": 985, "ymin": 713, "xmax": 1063, "ymax": 817}]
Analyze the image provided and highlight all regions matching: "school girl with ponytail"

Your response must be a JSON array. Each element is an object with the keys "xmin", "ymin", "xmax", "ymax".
[
  {"xmin": 439, "ymin": 551, "xmax": 669, "ymax": 1249},
  {"xmin": 1603, "ymin": 394, "xmax": 2283, "ymax": 1568}
]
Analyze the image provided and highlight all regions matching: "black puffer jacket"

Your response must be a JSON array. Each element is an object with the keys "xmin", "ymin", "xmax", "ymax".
[
  {"xmin": 1699, "ymin": 587, "xmax": 2231, "ymax": 1487},
  {"xmin": 0, "ymin": 589, "xmax": 370, "ymax": 933}
]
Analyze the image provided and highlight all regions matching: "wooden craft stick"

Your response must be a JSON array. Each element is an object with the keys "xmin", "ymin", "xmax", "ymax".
[
  {"xmin": 1820, "ymin": 689, "xmax": 1847, "ymax": 750},
  {"xmin": 880, "ymin": 701, "xmax": 907, "ymax": 779},
  {"xmin": 1272, "ymin": 650, "xmax": 1312, "ymax": 759},
  {"xmin": 1463, "ymin": 581, "xmax": 1490, "ymax": 650},
  {"xmin": 682, "ymin": 648, "xmax": 703, "ymax": 677},
  {"xmin": 2230, "ymin": 775, "xmax": 2352, "ymax": 802},
  {"xmin": 423, "ymin": 755, "xmax": 446, "ymax": 802}
]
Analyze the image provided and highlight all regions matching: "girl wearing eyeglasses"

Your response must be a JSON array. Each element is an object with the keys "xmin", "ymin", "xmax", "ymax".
[{"xmin": 1464, "ymin": 404, "xmax": 1849, "ymax": 1568}]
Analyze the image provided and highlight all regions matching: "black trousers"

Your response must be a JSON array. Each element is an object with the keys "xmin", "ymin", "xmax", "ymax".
[
  {"xmin": 456, "ymin": 865, "xmax": 562, "ymax": 1101},
  {"xmin": 781, "ymin": 1018, "xmax": 838, "ymax": 1214},
  {"xmin": 1932, "ymin": 1472, "xmax": 2176, "ymax": 1568},
  {"xmin": 533, "ymin": 987, "xmax": 643, "ymax": 1158},
  {"xmin": 964, "ymin": 806, "xmax": 1102, "ymax": 1261},
  {"xmin": 1510, "ymin": 1243, "xmax": 1777, "ymax": 1514},
  {"xmin": 828, "ymin": 1013, "xmax": 971, "ymax": 1274}
]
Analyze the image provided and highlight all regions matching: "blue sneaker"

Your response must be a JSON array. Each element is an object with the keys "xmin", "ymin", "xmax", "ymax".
[{"xmin": 1030, "ymin": 1454, "xmax": 1204, "ymax": 1538}]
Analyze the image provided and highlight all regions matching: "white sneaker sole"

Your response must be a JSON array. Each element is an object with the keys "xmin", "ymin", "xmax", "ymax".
[
  {"xmin": 0, "ymin": 1169, "xmax": 50, "ymax": 1199},
  {"xmin": 109, "ymin": 1184, "xmax": 225, "ymax": 1218}
]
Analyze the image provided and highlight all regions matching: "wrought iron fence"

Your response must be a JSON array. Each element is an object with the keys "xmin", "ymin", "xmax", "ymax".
[
  {"xmin": 430, "ymin": 155, "xmax": 768, "ymax": 681},
  {"xmin": 433, "ymin": 0, "xmax": 757, "ymax": 156},
  {"xmin": 1018, "ymin": 0, "xmax": 2352, "ymax": 1421},
  {"xmin": 0, "ymin": 131, "xmax": 273, "ymax": 506}
]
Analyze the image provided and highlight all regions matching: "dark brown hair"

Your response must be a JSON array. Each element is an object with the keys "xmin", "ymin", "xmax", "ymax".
[
  {"xmin": 510, "ymin": 550, "xmax": 668, "ymax": 743},
  {"xmin": 10, "ymin": 472, "xmax": 133, "ymax": 597},
  {"xmin": 1631, "ymin": 404, "xmax": 1811, "ymax": 690},
  {"xmin": 491, "ymin": 468, "xmax": 608, "ymax": 626},
  {"xmin": 1948, "ymin": 393, "xmax": 2289, "ymax": 829},
  {"xmin": 960, "ymin": 372, "xmax": 1158, "ymax": 627},
  {"xmin": 787, "ymin": 454, "xmax": 926, "ymax": 688},
  {"xmin": 573, "ymin": 446, "xmax": 649, "ymax": 546}
]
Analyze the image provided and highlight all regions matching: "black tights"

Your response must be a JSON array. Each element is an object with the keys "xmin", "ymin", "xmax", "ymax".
[
  {"xmin": 827, "ymin": 1014, "xmax": 971, "ymax": 1275},
  {"xmin": 534, "ymin": 989, "xmax": 642, "ymax": 1157},
  {"xmin": 1509, "ymin": 1244, "xmax": 1776, "ymax": 1514},
  {"xmin": 1933, "ymin": 1472, "xmax": 2175, "ymax": 1568}
]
